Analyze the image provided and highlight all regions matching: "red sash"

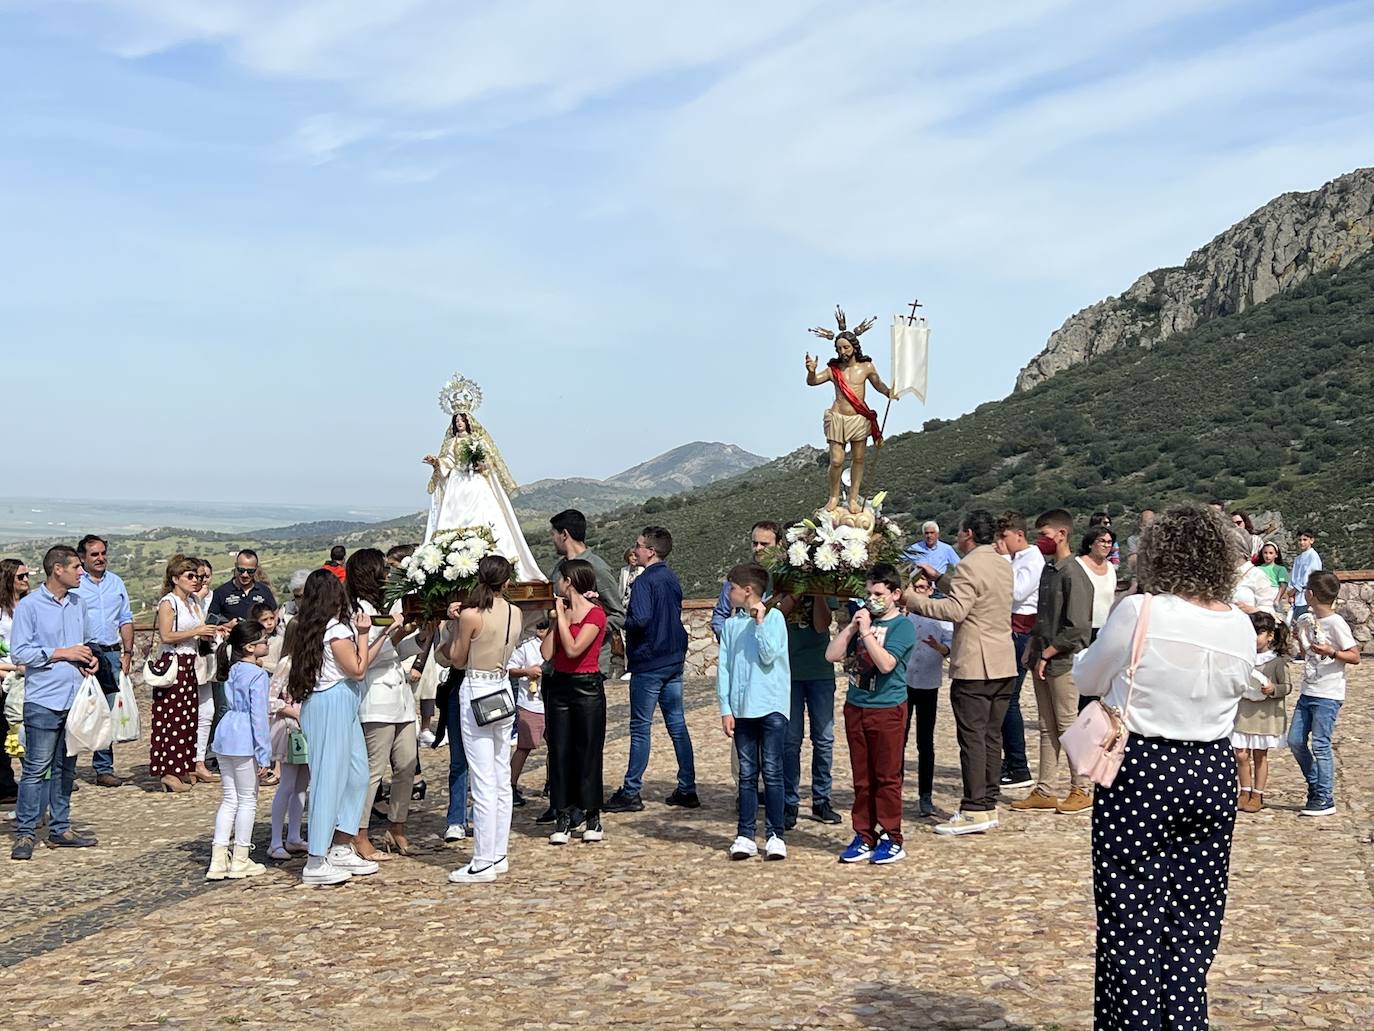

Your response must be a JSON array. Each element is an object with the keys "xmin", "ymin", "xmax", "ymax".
[{"xmin": 829, "ymin": 361, "xmax": 883, "ymax": 445}]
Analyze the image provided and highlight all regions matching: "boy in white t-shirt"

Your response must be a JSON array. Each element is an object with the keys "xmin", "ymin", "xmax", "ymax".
[
  {"xmin": 508, "ymin": 620, "xmax": 550, "ymax": 808},
  {"xmin": 1289, "ymin": 571, "xmax": 1361, "ymax": 817}
]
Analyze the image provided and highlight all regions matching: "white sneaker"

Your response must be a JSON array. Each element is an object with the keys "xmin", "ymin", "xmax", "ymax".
[
  {"xmin": 267, "ymin": 845, "xmax": 292, "ymax": 861},
  {"xmin": 327, "ymin": 844, "xmax": 380, "ymax": 876},
  {"xmin": 492, "ymin": 856, "xmax": 509, "ymax": 874},
  {"xmin": 764, "ymin": 835, "xmax": 787, "ymax": 861},
  {"xmin": 448, "ymin": 860, "xmax": 497, "ymax": 883},
  {"xmin": 548, "ymin": 826, "xmax": 571, "ymax": 845},
  {"xmin": 419, "ymin": 729, "xmax": 436, "ymax": 748},
  {"xmin": 934, "ymin": 811, "xmax": 992, "ymax": 836},
  {"xmin": 301, "ymin": 856, "xmax": 351, "ymax": 885},
  {"xmin": 1299, "ymin": 804, "xmax": 1337, "ymax": 817},
  {"xmin": 444, "ymin": 824, "xmax": 467, "ymax": 842},
  {"xmin": 728, "ymin": 836, "xmax": 758, "ymax": 860}
]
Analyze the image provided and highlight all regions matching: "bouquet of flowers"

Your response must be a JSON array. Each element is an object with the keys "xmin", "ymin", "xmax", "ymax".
[
  {"xmin": 458, "ymin": 437, "xmax": 488, "ymax": 473},
  {"xmin": 767, "ymin": 493, "xmax": 905, "ymax": 600},
  {"xmin": 385, "ymin": 526, "xmax": 500, "ymax": 618}
]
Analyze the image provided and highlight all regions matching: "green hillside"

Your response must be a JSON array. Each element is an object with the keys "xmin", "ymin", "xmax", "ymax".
[{"xmin": 585, "ymin": 253, "xmax": 1374, "ymax": 594}]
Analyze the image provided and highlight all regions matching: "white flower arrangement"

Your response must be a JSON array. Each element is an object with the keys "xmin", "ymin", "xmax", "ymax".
[
  {"xmin": 765, "ymin": 492, "xmax": 905, "ymax": 600},
  {"xmin": 386, "ymin": 525, "xmax": 501, "ymax": 615}
]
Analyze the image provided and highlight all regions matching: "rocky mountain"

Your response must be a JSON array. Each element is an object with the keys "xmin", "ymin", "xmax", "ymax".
[
  {"xmin": 513, "ymin": 441, "xmax": 768, "ymax": 516},
  {"xmin": 1015, "ymin": 167, "xmax": 1374, "ymax": 391}
]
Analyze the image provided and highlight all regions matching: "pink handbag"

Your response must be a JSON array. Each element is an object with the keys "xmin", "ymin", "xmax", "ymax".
[{"xmin": 1060, "ymin": 594, "xmax": 1153, "ymax": 789}]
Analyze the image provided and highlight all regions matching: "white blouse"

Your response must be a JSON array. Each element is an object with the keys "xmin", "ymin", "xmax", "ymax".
[
  {"xmin": 1233, "ymin": 563, "xmax": 1279, "ymax": 615},
  {"xmin": 159, "ymin": 593, "xmax": 205, "ymax": 656},
  {"xmin": 1073, "ymin": 593, "xmax": 1256, "ymax": 742},
  {"xmin": 1077, "ymin": 557, "xmax": 1117, "ymax": 629}
]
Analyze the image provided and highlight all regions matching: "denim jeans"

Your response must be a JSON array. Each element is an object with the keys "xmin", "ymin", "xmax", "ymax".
[
  {"xmin": 735, "ymin": 712, "xmax": 787, "ymax": 839},
  {"xmin": 622, "ymin": 662, "xmax": 695, "ymax": 796},
  {"xmin": 89, "ymin": 648, "xmax": 121, "ymax": 775},
  {"xmin": 16, "ymin": 701, "xmax": 78, "ymax": 838},
  {"xmin": 1000, "ymin": 631, "xmax": 1032, "ymax": 778},
  {"xmin": 784, "ymin": 678, "xmax": 835, "ymax": 807},
  {"xmin": 445, "ymin": 685, "xmax": 471, "ymax": 827},
  {"xmin": 1289, "ymin": 694, "xmax": 1342, "ymax": 806}
]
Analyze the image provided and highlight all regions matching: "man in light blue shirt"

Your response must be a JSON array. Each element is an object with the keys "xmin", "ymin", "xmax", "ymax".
[
  {"xmin": 903, "ymin": 521, "xmax": 961, "ymax": 596},
  {"xmin": 1287, "ymin": 529, "xmax": 1323, "ymax": 621},
  {"xmin": 10, "ymin": 545, "xmax": 101, "ymax": 860},
  {"xmin": 76, "ymin": 534, "xmax": 135, "ymax": 786}
]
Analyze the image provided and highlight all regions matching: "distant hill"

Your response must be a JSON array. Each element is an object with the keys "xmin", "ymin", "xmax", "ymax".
[
  {"xmin": 585, "ymin": 248, "xmax": 1374, "ymax": 595},
  {"xmin": 513, "ymin": 441, "xmax": 768, "ymax": 516},
  {"xmin": 1017, "ymin": 167, "xmax": 1374, "ymax": 390}
]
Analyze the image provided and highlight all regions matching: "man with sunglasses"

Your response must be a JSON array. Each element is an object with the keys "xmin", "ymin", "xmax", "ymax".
[
  {"xmin": 207, "ymin": 550, "xmax": 277, "ymax": 626},
  {"xmin": 75, "ymin": 534, "xmax": 134, "ymax": 787}
]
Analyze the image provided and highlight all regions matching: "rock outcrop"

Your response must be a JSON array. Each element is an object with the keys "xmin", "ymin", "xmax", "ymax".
[{"xmin": 1015, "ymin": 167, "xmax": 1374, "ymax": 391}]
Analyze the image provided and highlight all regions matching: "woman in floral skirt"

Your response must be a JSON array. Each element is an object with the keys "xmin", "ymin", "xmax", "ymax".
[{"xmin": 150, "ymin": 556, "xmax": 221, "ymax": 793}]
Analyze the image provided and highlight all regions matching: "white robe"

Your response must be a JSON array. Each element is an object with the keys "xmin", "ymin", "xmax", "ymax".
[{"xmin": 424, "ymin": 465, "xmax": 544, "ymax": 583}]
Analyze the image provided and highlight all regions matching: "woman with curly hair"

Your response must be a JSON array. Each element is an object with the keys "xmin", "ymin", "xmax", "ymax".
[
  {"xmin": 285, "ymin": 569, "xmax": 392, "ymax": 885},
  {"xmin": 1073, "ymin": 504, "xmax": 1256, "ymax": 1030}
]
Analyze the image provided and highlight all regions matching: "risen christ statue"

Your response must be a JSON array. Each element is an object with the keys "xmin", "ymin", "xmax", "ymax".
[{"xmin": 805, "ymin": 308, "xmax": 895, "ymax": 513}]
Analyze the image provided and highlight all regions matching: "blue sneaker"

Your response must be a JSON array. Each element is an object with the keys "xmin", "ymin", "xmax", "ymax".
[
  {"xmin": 870, "ymin": 836, "xmax": 906, "ymax": 865},
  {"xmin": 838, "ymin": 835, "xmax": 872, "ymax": 863}
]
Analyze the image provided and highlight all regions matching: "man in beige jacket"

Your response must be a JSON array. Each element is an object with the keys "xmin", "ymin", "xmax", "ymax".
[{"xmin": 905, "ymin": 510, "xmax": 1016, "ymax": 835}]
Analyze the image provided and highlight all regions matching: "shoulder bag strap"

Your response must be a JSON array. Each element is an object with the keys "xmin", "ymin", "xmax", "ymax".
[{"xmin": 1116, "ymin": 593, "xmax": 1153, "ymax": 719}]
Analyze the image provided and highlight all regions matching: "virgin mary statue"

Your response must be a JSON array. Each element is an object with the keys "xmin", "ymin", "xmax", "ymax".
[{"xmin": 422, "ymin": 374, "xmax": 544, "ymax": 582}]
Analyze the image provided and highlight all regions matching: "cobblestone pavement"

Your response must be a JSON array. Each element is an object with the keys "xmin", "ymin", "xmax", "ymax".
[{"xmin": 2, "ymin": 668, "xmax": 1372, "ymax": 1030}]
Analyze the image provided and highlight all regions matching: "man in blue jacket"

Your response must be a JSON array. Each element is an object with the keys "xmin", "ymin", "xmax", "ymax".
[{"xmin": 604, "ymin": 526, "xmax": 698, "ymax": 812}]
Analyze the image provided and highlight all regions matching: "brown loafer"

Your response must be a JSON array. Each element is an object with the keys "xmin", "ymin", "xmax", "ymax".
[{"xmin": 95, "ymin": 773, "xmax": 125, "ymax": 788}]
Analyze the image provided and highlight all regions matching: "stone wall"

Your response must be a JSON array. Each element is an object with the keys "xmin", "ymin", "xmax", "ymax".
[{"xmin": 1337, "ymin": 573, "xmax": 1374, "ymax": 654}]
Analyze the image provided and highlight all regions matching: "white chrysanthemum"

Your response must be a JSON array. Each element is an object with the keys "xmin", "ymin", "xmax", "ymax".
[
  {"xmin": 814, "ymin": 545, "xmax": 840, "ymax": 572},
  {"xmin": 419, "ymin": 546, "xmax": 444, "ymax": 573},
  {"xmin": 841, "ymin": 540, "xmax": 869, "ymax": 567},
  {"xmin": 462, "ymin": 537, "xmax": 489, "ymax": 556},
  {"xmin": 785, "ymin": 525, "xmax": 806, "ymax": 544},
  {"xmin": 787, "ymin": 541, "xmax": 810, "ymax": 567},
  {"xmin": 449, "ymin": 553, "xmax": 479, "ymax": 577},
  {"xmin": 399, "ymin": 555, "xmax": 415, "ymax": 571},
  {"xmin": 885, "ymin": 522, "xmax": 902, "ymax": 539},
  {"xmin": 408, "ymin": 565, "xmax": 428, "ymax": 585},
  {"xmin": 442, "ymin": 565, "xmax": 461, "ymax": 581}
]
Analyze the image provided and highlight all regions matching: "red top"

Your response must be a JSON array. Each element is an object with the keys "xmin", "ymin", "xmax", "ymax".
[
  {"xmin": 551, "ymin": 605, "xmax": 607, "ymax": 674},
  {"xmin": 324, "ymin": 562, "xmax": 347, "ymax": 582}
]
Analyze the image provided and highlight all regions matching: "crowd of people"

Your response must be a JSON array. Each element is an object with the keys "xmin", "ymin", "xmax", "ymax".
[{"xmin": 0, "ymin": 502, "xmax": 1361, "ymax": 1029}]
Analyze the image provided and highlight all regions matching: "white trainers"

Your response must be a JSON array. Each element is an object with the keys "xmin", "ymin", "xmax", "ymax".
[
  {"xmin": 492, "ymin": 856, "xmax": 509, "ymax": 874},
  {"xmin": 418, "ymin": 729, "xmax": 436, "ymax": 748},
  {"xmin": 327, "ymin": 844, "xmax": 380, "ymax": 876},
  {"xmin": 764, "ymin": 835, "xmax": 787, "ymax": 861},
  {"xmin": 301, "ymin": 855, "xmax": 352, "ymax": 885},
  {"xmin": 934, "ymin": 811, "xmax": 994, "ymax": 836},
  {"xmin": 267, "ymin": 845, "xmax": 292, "ymax": 861},
  {"xmin": 444, "ymin": 824, "xmax": 467, "ymax": 842},
  {"xmin": 448, "ymin": 860, "xmax": 498, "ymax": 884},
  {"xmin": 728, "ymin": 836, "xmax": 758, "ymax": 860}
]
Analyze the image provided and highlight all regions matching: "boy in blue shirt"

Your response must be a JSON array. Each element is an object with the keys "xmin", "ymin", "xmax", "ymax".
[
  {"xmin": 826, "ymin": 563, "xmax": 916, "ymax": 865},
  {"xmin": 718, "ymin": 564, "xmax": 791, "ymax": 860}
]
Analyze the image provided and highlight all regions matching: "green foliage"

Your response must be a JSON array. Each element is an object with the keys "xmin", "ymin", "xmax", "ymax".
[{"xmin": 586, "ymin": 252, "xmax": 1374, "ymax": 593}]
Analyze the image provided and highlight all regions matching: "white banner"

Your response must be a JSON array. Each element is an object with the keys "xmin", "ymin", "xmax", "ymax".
[{"xmin": 890, "ymin": 315, "xmax": 930, "ymax": 403}]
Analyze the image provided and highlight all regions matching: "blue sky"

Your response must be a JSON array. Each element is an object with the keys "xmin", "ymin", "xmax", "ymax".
[{"xmin": 3, "ymin": 0, "xmax": 1372, "ymax": 510}]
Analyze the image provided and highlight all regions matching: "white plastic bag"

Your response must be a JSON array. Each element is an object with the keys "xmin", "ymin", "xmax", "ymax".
[
  {"xmin": 2, "ymin": 671, "xmax": 23, "ymax": 725},
  {"xmin": 113, "ymin": 671, "xmax": 141, "ymax": 743},
  {"xmin": 66, "ymin": 675, "xmax": 114, "ymax": 755}
]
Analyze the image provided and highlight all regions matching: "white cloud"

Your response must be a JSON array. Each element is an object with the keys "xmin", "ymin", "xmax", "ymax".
[{"xmin": 288, "ymin": 111, "xmax": 376, "ymax": 163}]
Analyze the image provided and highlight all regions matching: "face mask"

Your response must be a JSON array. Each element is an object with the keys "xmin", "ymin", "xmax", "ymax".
[
  {"xmin": 865, "ymin": 596, "xmax": 888, "ymax": 615},
  {"xmin": 1036, "ymin": 536, "xmax": 1057, "ymax": 556}
]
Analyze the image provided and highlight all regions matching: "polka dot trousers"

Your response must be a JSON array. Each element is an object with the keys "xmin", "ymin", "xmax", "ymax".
[{"xmin": 1092, "ymin": 735, "xmax": 1236, "ymax": 1030}]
